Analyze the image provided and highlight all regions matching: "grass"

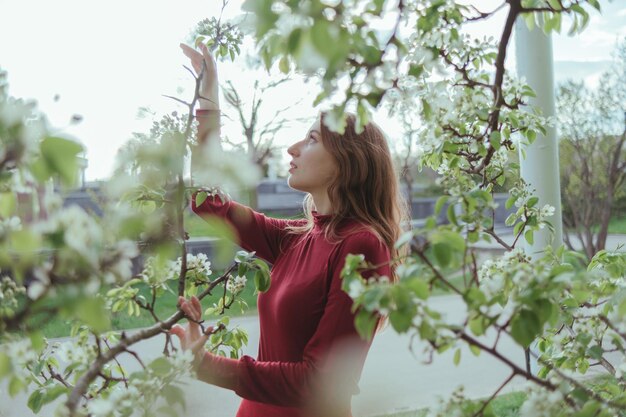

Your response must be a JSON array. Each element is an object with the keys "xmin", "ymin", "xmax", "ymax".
[
  {"xmin": 38, "ymin": 268, "xmax": 260, "ymax": 339},
  {"xmin": 378, "ymin": 391, "xmax": 527, "ymax": 417},
  {"xmin": 607, "ymin": 216, "xmax": 626, "ymax": 234},
  {"xmin": 566, "ymin": 216, "xmax": 626, "ymax": 235}
]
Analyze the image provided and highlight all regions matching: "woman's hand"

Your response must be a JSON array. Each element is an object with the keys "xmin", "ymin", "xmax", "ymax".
[
  {"xmin": 180, "ymin": 43, "xmax": 220, "ymax": 111},
  {"xmin": 171, "ymin": 296, "xmax": 211, "ymax": 366}
]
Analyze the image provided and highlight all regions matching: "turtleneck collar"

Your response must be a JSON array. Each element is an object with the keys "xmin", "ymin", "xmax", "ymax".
[{"xmin": 311, "ymin": 210, "xmax": 332, "ymax": 229}]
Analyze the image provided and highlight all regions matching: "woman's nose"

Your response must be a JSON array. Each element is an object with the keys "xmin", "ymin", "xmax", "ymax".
[{"xmin": 287, "ymin": 142, "xmax": 299, "ymax": 157}]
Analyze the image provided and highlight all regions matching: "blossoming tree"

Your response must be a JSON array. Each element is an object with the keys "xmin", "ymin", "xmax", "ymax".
[{"xmin": 2, "ymin": 0, "xmax": 626, "ymax": 417}]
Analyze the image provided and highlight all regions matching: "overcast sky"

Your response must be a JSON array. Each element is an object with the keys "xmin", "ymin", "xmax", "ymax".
[{"xmin": 0, "ymin": 0, "xmax": 624, "ymax": 181}]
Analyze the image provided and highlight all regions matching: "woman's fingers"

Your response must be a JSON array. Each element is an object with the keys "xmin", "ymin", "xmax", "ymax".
[
  {"xmin": 170, "ymin": 324, "xmax": 187, "ymax": 348},
  {"xmin": 178, "ymin": 296, "xmax": 203, "ymax": 341},
  {"xmin": 180, "ymin": 43, "xmax": 200, "ymax": 60},
  {"xmin": 180, "ymin": 43, "xmax": 203, "ymax": 74},
  {"xmin": 180, "ymin": 297, "xmax": 201, "ymax": 321},
  {"xmin": 180, "ymin": 42, "xmax": 216, "ymax": 77},
  {"xmin": 190, "ymin": 333, "xmax": 210, "ymax": 355},
  {"xmin": 191, "ymin": 296, "xmax": 202, "ymax": 318},
  {"xmin": 200, "ymin": 43, "xmax": 217, "ymax": 73}
]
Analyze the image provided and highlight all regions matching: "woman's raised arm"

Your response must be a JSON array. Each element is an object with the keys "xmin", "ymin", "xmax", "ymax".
[{"xmin": 182, "ymin": 43, "xmax": 298, "ymax": 264}]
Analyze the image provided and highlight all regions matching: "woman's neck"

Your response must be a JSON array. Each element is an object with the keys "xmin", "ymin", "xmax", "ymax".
[{"xmin": 311, "ymin": 191, "xmax": 333, "ymax": 215}]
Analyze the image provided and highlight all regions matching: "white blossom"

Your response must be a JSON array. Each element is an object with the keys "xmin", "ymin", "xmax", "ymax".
[
  {"xmin": 348, "ymin": 279, "xmax": 365, "ymax": 298},
  {"xmin": 226, "ymin": 274, "xmax": 247, "ymax": 294},
  {"xmin": 103, "ymin": 239, "xmax": 139, "ymax": 283},
  {"xmin": 86, "ymin": 398, "xmax": 114, "ymax": 417},
  {"xmin": 193, "ymin": 139, "xmax": 261, "ymax": 194},
  {"xmin": 0, "ymin": 216, "xmax": 21, "ymax": 239}
]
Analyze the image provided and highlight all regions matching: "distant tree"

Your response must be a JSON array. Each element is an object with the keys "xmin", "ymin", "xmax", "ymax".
[
  {"xmin": 221, "ymin": 77, "xmax": 293, "ymax": 175},
  {"xmin": 557, "ymin": 38, "xmax": 626, "ymax": 260}
]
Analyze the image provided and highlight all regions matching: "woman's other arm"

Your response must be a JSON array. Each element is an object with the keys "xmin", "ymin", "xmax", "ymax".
[{"xmin": 192, "ymin": 231, "xmax": 391, "ymax": 408}]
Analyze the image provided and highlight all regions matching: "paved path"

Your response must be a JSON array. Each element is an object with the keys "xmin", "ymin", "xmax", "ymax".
[{"xmin": 1, "ymin": 295, "xmax": 531, "ymax": 417}]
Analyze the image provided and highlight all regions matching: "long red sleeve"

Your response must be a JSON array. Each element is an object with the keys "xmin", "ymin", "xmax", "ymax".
[{"xmin": 191, "ymin": 192, "xmax": 297, "ymax": 264}]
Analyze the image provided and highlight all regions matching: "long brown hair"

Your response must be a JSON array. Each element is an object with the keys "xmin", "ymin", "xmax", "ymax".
[{"xmin": 285, "ymin": 112, "xmax": 411, "ymax": 282}]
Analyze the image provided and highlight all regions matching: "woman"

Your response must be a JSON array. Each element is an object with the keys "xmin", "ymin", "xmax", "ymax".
[{"xmin": 171, "ymin": 43, "xmax": 410, "ymax": 417}]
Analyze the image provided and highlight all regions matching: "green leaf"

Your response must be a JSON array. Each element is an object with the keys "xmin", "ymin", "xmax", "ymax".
[
  {"xmin": 242, "ymin": 0, "xmax": 278, "ymax": 38},
  {"xmin": 587, "ymin": 345, "xmax": 603, "ymax": 360},
  {"xmin": 510, "ymin": 309, "xmax": 541, "ymax": 348},
  {"xmin": 469, "ymin": 316, "xmax": 485, "ymax": 336},
  {"xmin": 76, "ymin": 297, "xmax": 111, "ymax": 334},
  {"xmin": 253, "ymin": 269, "xmax": 271, "ymax": 292},
  {"xmin": 469, "ymin": 344, "xmax": 481, "ymax": 356},
  {"xmin": 237, "ymin": 263, "xmax": 248, "ymax": 278},
  {"xmin": 195, "ymin": 191, "xmax": 208, "ymax": 207},
  {"xmin": 40, "ymin": 136, "xmax": 84, "ymax": 187},
  {"xmin": 421, "ymin": 99, "xmax": 432, "ymax": 120},
  {"xmin": 547, "ymin": 0, "xmax": 561, "ymax": 10},
  {"xmin": 311, "ymin": 20, "xmax": 335, "ymax": 58},
  {"xmin": 524, "ymin": 230, "xmax": 534, "ymax": 245},
  {"xmin": 522, "ymin": 12, "xmax": 535, "ymax": 31},
  {"xmin": 406, "ymin": 278, "xmax": 429, "ymax": 300},
  {"xmin": 389, "ymin": 310, "xmax": 412, "ymax": 333},
  {"xmin": 489, "ymin": 131, "xmax": 501, "ymax": 150},
  {"xmin": 408, "ymin": 63, "xmax": 424, "ymax": 78},
  {"xmin": 430, "ymin": 230, "xmax": 465, "ymax": 252},
  {"xmin": 29, "ymin": 331, "xmax": 46, "ymax": 353},
  {"xmin": 532, "ymin": 298, "xmax": 556, "ymax": 326},
  {"xmin": 0, "ymin": 193, "xmax": 16, "ymax": 217},
  {"xmin": 505, "ymin": 196, "xmax": 516, "ymax": 210},
  {"xmin": 141, "ymin": 200, "xmax": 156, "ymax": 214},
  {"xmin": 574, "ymin": 401, "xmax": 601, "ymax": 417},
  {"xmin": 0, "ymin": 352, "xmax": 11, "ymax": 378},
  {"xmin": 453, "ymin": 348, "xmax": 461, "ymax": 366},
  {"xmin": 10, "ymin": 230, "xmax": 42, "ymax": 261},
  {"xmin": 28, "ymin": 389, "xmax": 44, "ymax": 413},
  {"xmin": 42, "ymin": 385, "xmax": 68, "ymax": 407},
  {"xmin": 434, "ymin": 196, "xmax": 448, "ymax": 215},
  {"xmin": 356, "ymin": 101, "xmax": 370, "ymax": 134},
  {"xmin": 8, "ymin": 376, "xmax": 24, "ymax": 397},
  {"xmin": 163, "ymin": 385, "xmax": 186, "ymax": 407},
  {"xmin": 355, "ymin": 310, "xmax": 377, "ymax": 340},
  {"xmin": 433, "ymin": 243, "xmax": 451, "ymax": 268},
  {"xmin": 287, "ymin": 28, "xmax": 303, "ymax": 53},
  {"xmin": 149, "ymin": 357, "xmax": 173, "ymax": 376},
  {"xmin": 278, "ymin": 56, "xmax": 290, "ymax": 74},
  {"xmin": 447, "ymin": 204, "xmax": 458, "ymax": 226},
  {"xmin": 587, "ymin": 0, "xmax": 600, "ymax": 11},
  {"xmin": 513, "ymin": 221, "xmax": 524, "ymax": 237}
]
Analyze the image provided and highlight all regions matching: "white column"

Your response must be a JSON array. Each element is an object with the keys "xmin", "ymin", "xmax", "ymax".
[{"xmin": 514, "ymin": 19, "xmax": 564, "ymax": 257}]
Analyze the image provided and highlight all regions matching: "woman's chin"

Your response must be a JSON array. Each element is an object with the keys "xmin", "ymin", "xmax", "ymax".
[{"xmin": 287, "ymin": 176, "xmax": 304, "ymax": 193}]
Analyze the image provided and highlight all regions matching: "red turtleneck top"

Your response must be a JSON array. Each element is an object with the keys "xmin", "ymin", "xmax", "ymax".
[{"xmin": 190, "ymin": 192, "xmax": 391, "ymax": 417}]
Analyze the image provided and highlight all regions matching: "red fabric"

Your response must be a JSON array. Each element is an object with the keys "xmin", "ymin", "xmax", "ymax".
[
  {"xmin": 191, "ymin": 194, "xmax": 391, "ymax": 417},
  {"xmin": 190, "ymin": 113, "xmax": 391, "ymax": 417}
]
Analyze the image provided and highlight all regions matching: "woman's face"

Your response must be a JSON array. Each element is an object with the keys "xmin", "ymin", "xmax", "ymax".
[{"xmin": 286, "ymin": 118, "xmax": 338, "ymax": 194}]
